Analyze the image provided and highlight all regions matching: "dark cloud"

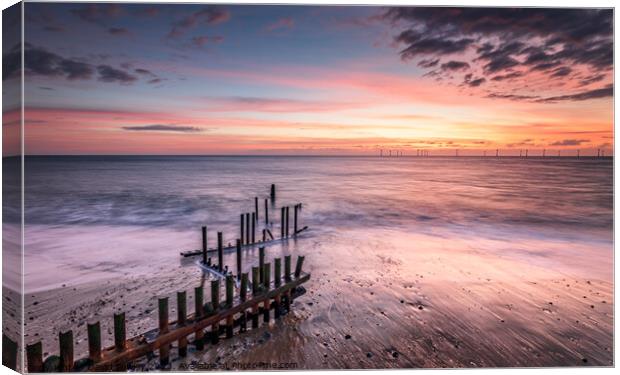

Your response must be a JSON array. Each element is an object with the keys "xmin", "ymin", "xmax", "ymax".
[
  {"xmin": 467, "ymin": 77, "xmax": 485, "ymax": 87},
  {"xmin": 485, "ymin": 93, "xmax": 540, "ymax": 102},
  {"xmin": 550, "ymin": 139, "xmax": 589, "ymax": 146},
  {"xmin": 536, "ymin": 84, "xmax": 613, "ymax": 103},
  {"xmin": 135, "ymin": 68, "xmax": 155, "ymax": 76},
  {"xmin": 383, "ymin": 7, "xmax": 612, "ymax": 100},
  {"xmin": 417, "ymin": 58, "xmax": 439, "ymax": 68},
  {"xmin": 395, "ymin": 30, "xmax": 473, "ymax": 60},
  {"xmin": 490, "ymin": 72, "xmax": 523, "ymax": 81},
  {"xmin": 108, "ymin": 27, "xmax": 130, "ymax": 36},
  {"xmin": 122, "ymin": 124, "xmax": 202, "ymax": 133},
  {"xmin": 3, "ymin": 44, "xmax": 94, "ymax": 80},
  {"xmin": 440, "ymin": 60, "xmax": 470, "ymax": 71},
  {"xmin": 148, "ymin": 78, "xmax": 163, "ymax": 84},
  {"xmin": 59, "ymin": 59, "xmax": 93, "ymax": 80},
  {"xmin": 578, "ymin": 73, "xmax": 605, "ymax": 87},
  {"xmin": 72, "ymin": 4, "xmax": 123, "ymax": 26},
  {"xmin": 550, "ymin": 67, "xmax": 572, "ymax": 78},
  {"xmin": 168, "ymin": 6, "xmax": 230, "ymax": 38},
  {"xmin": 97, "ymin": 65, "xmax": 137, "ymax": 83}
]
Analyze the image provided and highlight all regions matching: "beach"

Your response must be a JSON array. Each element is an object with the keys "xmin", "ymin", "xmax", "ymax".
[{"xmin": 3, "ymin": 156, "xmax": 613, "ymax": 369}]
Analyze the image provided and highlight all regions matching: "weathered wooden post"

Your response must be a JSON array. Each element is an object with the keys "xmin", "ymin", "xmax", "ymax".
[
  {"xmin": 274, "ymin": 257, "xmax": 282, "ymax": 318},
  {"xmin": 236, "ymin": 239, "xmax": 242, "ymax": 279},
  {"xmin": 251, "ymin": 266, "xmax": 260, "ymax": 328},
  {"xmin": 240, "ymin": 214, "xmax": 245, "ymax": 245},
  {"xmin": 274, "ymin": 258, "xmax": 282, "ymax": 287},
  {"xmin": 270, "ymin": 184, "xmax": 276, "ymax": 202},
  {"xmin": 259, "ymin": 246, "xmax": 265, "ymax": 284},
  {"xmin": 217, "ymin": 232, "xmax": 223, "ymax": 272},
  {"xmin": 263, "ymin": 262, "xmax": 271, "ymax": 322},
  {"xmin": 114, "ymin": 312, "xmax": 126, "ymax": 352},
  {"xmin": 177, "ymin": 291, "xmax": 187, "ymax": 357},
  {"xmin": 284, "ymin": 255, "xmax": 292, "ymax": 282},
  {"xmin": 295, "ymin": 255, "xmax": 305, "ymax": 278},
  {"xmin": 251, "ymin": 212, "xmax": 256, "ymax": 243},
  {"xmin": 264, "ymin": 198, "xmax": 269, "ymax": 224},
  {"xmin": 158, "ymin": 297, "xmax": 170, "ymax": 366},
  {"xmin": 226, "ymin": 275, "xmax": 234, "ymax": 338},
  {"xmin": 2, "ymin": 334, "xmax": 17, "ymax": 370},
  {"xmin": 255, "ymin": 196, "xmax": 259, "ymax": 223},
  {"xmin": 26, "ymin": 341, "xmax": 43, "ymax": 373},
  {"xmin": 202, "ymin": 226, "xmax": 207, "ymax": 265},
  {"xmin": 281, "ymin": 207, "xmax": 285, "ymax": 238},
  {"xmin": 245, "ymin": 213, "xmax": 250, "ymax": 244},
  {"xmin": 240, "ymin": 273, "xmax": 249, "ymax": 332},
  {"xmin": 285, "ymin": 206, "xmax": 290, "ymax": 237},
  {"xmin": 87, "ymin": 321, "xmax": 102, "ymax": 363},
  {"xmin": 59, "ymin": 330, "xmax": 74, "ymax": 371},
  {"xmin": 211, "ymin": 280, "xmax": 220, "ymax": 344},
  {"xmin": 194, "ymin": 286, "xmax": 204, "ymax": 350},
  {"xmin": 294, "ymin": 204, "xmax": 298, "ymax": 234},
  {"xmin": 262, "ymin": 229, "xmax": 266, "ymax": 242}
]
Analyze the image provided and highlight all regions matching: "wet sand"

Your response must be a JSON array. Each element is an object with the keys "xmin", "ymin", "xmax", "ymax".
[{"xmin": 7, "ymin": 227, "xmax": 613, "ymax": 370}]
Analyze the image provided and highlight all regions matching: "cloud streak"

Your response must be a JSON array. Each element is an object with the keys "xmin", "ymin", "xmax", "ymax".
[{"xmin": 122, "ymin": 124, "xmax": 203, "ymax": 133}]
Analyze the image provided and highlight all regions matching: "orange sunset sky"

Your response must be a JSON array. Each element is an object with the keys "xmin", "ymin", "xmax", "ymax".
[{"xmin": 2, "ymin": 4, "xmax": 613, "ymax": 156}]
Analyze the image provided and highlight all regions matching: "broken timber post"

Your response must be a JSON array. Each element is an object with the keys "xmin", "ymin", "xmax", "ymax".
[
  {"xmin": 211, "ymin": 280, "xmax": 220, "ymax": 344},
  {"xmin": 284, "ymin": 255, "xmax": 292, "ymax": 282},
  {"xmin": 87, "ymin": 321, "xmax": 102, "ymax": 363},
  {"xmin": 263, "ymin": 263, "xmax": 271, "ymax": 323},
  {"xmin": 158, "ymin": 297, "xmax": 169, "ymax": 366},
  {"xmin": 255, "ymin": 197, "xmax": 259, "ymax": 223},
  {"xmin": 264, "ymin": 198, "xmax": 269, "ymax": 224},
  {"xmin": 226, "ymin": 275, "xmax": 235, "ymax": 338},
  {"xmin": 194, "ymin": 286, "xmax": 204, "ymax": 350},
  {"xmin": 2, "ymin": 334, "xmax": 17, "ymax": 371},
  {"xmin": 177, "ymin": 291, "xmax": 187, "ymax": 357},
  {"xmin": 270, "ymin": 184, "xmax": 276, "ymax": 202},
  {"xmin": 274, "ymin": 258, "xmax": 282, "ymax": 318},
  {"xmin": 240, "ymin": 273, "xmax": 248, "ymax": 332},
  {"xmin": 251, "ymin": 212, "xmax": 256, "ymax": 243},
  {"xmin": 59, "ymin": 330, "xmax": 74, "ymax": 372},
  {"xmin": 114, "ymin": 312, "xmax": 126, "ymax": 352},
  {"xmin": 280, "ymin": 207, "xmax": 285, "ymax": 238},
  {"xmin": 295, "ymin": 256, "xmax": 305, "ymax": 278},
  {"xmin": 202, "ymin": 226, "xmax": 208, "ymax": 265},
  {"xmin": 294, "ymin": 204, "xmax": 298, "ymax": 233},
  {"xmin": 26, "ymin": 341, "xmax": 43, "ymax": 373},
  {"xmin": 251, "ymin": 266, "xmax": 260, "ymax": 328},
  {"xmin": 240, "ymin": 214, "xmax": 244, "ymax": 245},
  {"xmin": 236, "ymin": 239, "xmax": 242, "ymax": 279},
  {"xmin": 217, "ymin": 232, "xmax": 223, "ymax": 272},
  {"xmin": 245, "ymin": 213, "xmax": 250, "ymax": 245},
  {"xmin": 259, "ymin": 247, "xmax": 265, "ymax": 284}
]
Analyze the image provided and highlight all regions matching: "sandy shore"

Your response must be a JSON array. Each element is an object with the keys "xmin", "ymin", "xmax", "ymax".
[{"xmin": 5, "ymin": 227, "xmax": 613, "ymax": 371}]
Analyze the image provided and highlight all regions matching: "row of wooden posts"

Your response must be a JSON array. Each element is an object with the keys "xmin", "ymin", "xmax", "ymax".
[
  {"xmin": 7, "ymin": 255, "xmax": 308, "ymax": 372},
  {"xmin": 239, "ymin": 202, "xmax": 303, "ymax": 245}
]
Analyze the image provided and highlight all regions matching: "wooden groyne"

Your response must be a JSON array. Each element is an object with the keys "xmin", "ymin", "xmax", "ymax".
[
  {"xmin": 4, "ymin": 256, "xmax": 309, "ymax": 372},
  {"xmin": 180, "ymin": 185, "xmax": 307, "ymax": 258},
  {"xmin": 2, "ymin": 184, "xmax": 312, "ymax": 372}
]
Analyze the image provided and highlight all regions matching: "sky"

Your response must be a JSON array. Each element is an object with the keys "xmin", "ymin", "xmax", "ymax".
[{"xmin": 2, "ymin": 3, "xmax": 614, "ymax": 155}]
